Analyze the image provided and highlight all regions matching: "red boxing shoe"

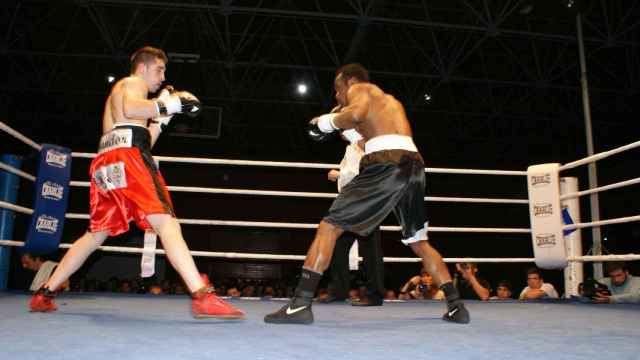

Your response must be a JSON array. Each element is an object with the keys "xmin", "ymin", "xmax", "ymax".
[
  {"xmin": 30, "ymin": 288, "xmax": 58, "ymax": 312},
  {"xmin": 192, "ymin": 274, "xmax": 245, "ymax": 319},
  {"xmin": 192, "ymin": 292, "xmax": 246, "ymax": 319}
]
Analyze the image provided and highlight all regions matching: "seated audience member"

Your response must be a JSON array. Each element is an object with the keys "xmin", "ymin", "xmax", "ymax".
[
  {"xmin": 21, "ymin": 253, "xmax": 68, "ymax": 292},
  {"xmin": 119, "ymin": 280, "xmax": 132, "ymax": 293},
  {"xmin": 241, "ymin": 285, "xmax": 255, "ymax": 297},
  {"xmin": 454, "ymin": 262, "xmax": 491, "ymax": 301},
  {"xmin": 262, "ymin": 286, "xmax": 275, "ymax": 299},
  {"xmin": 149, "ymin": 284, "xmax": 163, "ymax": 295},
  {"xmin": 399, "ymin": 268, "xmax": 445, "ymax": 300},
  {"xmin": 226, "ymin": 287, "xmax": 241, "ymax": 297},
  {"xmin": 591, "ymin": 262, "xmax": 640, "ymax": 304},
  {"xmin": 519, "ymin": 268, "xmax": 559, "ymax": 300},
  {"xmin": 348, "ymin": 288, "xmax": 360, "ymax": 302},
  {"xmin": 384, "ymin": 289, "xmax": 397, "ymax": 300},
  {"xmin": 490, "ymin": 280, "xmax": 513, "ymax": 300}
]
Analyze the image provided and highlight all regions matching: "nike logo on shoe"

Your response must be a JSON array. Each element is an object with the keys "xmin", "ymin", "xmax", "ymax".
[
  {"xmin": 447, "ymin": 308, "xmax": 459, "ymax": 317},
  {"xmin": 285, "ymin": 306, "xmax": 307, "ymax": 315}
]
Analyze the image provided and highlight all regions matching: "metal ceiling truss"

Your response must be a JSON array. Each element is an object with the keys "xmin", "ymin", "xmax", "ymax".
[{"xmin": 1, "ymin": 0, "xmax": 638, "ymax": 161}]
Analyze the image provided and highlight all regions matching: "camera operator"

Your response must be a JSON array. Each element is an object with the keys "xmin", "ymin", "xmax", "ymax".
[
  {"xmin": 592, "ymin": 262, "xmax": 640, "ymax": 304},
  {"xmin": 454, "ymin": 262, "xmax": 491, "ymax": 301}
]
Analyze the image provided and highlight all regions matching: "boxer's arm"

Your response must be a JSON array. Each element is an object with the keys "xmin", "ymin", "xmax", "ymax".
[
  {"xmin": 122, "ymin": 78, "xmax": 161, "ymax": 119},
  {"xmin": 149, "ymin": 122, "xmax": 162, "ymax": 148},
  {"xmin": 332, "ymin": 84, "xmax": 370, "ymax": 129}
]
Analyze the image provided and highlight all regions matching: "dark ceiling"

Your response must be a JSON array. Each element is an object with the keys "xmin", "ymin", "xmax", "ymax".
[{"xmin": 2, "ymin": 0, "xmax": 639, "ymax": 169}]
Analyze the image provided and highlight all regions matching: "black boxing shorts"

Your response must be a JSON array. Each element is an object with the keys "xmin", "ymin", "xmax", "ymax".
[{"xmin": 323, "ymin": 135, "xmax": 428, "ymax": 245}]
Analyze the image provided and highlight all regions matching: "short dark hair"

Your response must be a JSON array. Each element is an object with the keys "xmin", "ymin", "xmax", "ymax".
[
  {"xmin": 130, "ymin": 46, "xmax": 168, "ymax": 74},
  {"xmin": 20, "ymin": 252, "xmax": 43, "ymax": 261},
  {"xmin": 497, "ymin": 280, "xmax": 512, "ymax": 291},
  {"xmin": 606, "ymin": 261, "xmax": 628, "ymax": 274},
  {"xmin": 336, "ymin": 63, "xmax": 369, "ymax": 83},
  {"xmin": 526, "ymin": 267, "xmax": 542, "ymax": 278}
]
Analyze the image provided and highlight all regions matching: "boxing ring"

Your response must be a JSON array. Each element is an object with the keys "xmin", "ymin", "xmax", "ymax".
[{"xmin": 1, "ymin": 120, "xmax": 640, "ymax": 359}]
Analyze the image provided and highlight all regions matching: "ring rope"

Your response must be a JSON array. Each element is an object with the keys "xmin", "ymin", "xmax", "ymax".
[
  {"xmin": 0, "ymin": 121, "xmax": 525, "ymax": 176},
  {"xmin": 563, "ymin": 214, "xmax": 640, "ymax": 231},
  {"xmin": 0, "ymin": 121, "xmax": 42, "ymax": 151},
  {"xmin": 2, "ymin": 240, "xmax": 639, "ymax": 263},
  {"xmin": 74, "ymin": 151, "xmax": 528, "ymax": 176},
  {"xmin": 0, "ymin": 161, "xmax": 35, "ymax": 181},
  {"xmin": 0, "ymin": 162, "xmax": 529, "ymax": 205},
  {"xmin": 0, "ymin": 200, "xmax": 530, "ymax": 233},
  {"xmin": 560, "ymin": 176, "xmax": 640, "ymax": 200},
  {"xmin": 559, "ymin": 139, "xmax": 640, "ymax": 171}
]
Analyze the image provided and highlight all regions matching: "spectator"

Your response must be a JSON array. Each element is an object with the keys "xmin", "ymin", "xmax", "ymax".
[
  {"xmin": 226, "ymin": 287, "xmax": 241, "ymax": 297},
  {"xmin": 348, "ymin": 288, "xmax": 360, "ymax": 302},
  {"xmin": 322, "ymin": 127, "xmax": 385, "ymax": 307},
  {"xmin": 398, "ymin": 268, "xmax": 444, "ymax": 300},
  {"xmin": 454, "ymin": 262, "xmax": 491, "ymax": 301},
  {"xmin": 384, "ymin": 289, "xmax": 397, "ymax": 300},
  {"xmin": 519, "ymin": 268, "xmax": 559, "ymax": 300},
  {"xmin": 490, "ymin": 280, "xmax": 513, "ymax": 300},
  {"xmin": 241, "ymin": 285, "xmax": 255, "ymax": 297},
  {"xmin": 174, "ymin": 283, "xmax": 186, "ymax": 295},
  {"xmin": 149, "ymin": 284, "xmax": 163, "ymax": 295},
  {"xmin": 20, "ymin": 253, "xmax": 68, "ymax": 292},
  {"xmin": 262, "ymin": 286, "xmax": 275, "ymax": 299},
  {"xmin": 593, "ymin": 262, "xmax": 640, "ymax": 304},
  {"xmin": 119, "ymin": 280, "xmax": 132, "ymax": 293}
]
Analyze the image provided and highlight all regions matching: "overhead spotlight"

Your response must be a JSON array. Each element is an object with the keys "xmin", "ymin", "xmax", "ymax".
[
  {"xmin": 106, "ymin": 75, "xmax": 115, "ymax": 83},
  {"xmin": 424, "ymin": 93, "xmax": 432, "ymax": 102},
  {"xmin": 519, "ymin": 3, "xmax": 534, "ymax": 15},
  {"xmin": 297, "ymin": 83, "xmax": 308, "ymax": 95},
  {"xmin": 563, "ymin": 0, "xmax": 575, "ymax": 8}
]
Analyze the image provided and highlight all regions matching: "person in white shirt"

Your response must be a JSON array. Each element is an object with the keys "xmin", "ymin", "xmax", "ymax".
[
  {"xmin": 519, "ymin": 267, "xmax": 559, "ymax": 300},
  {"xmin": 323, "ymin": 124, "xmax": 385, "ymax": 306},
  {"xmin": 20, "ymin": 253, "xmax": 68, "ymax": 292}
]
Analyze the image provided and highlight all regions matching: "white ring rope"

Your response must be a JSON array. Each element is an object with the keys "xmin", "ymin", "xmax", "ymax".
[
  {"xmin": 2, "ymin": 240, "xmax": 639, "ymax": 263},
  {"xmin": 74, "ymin": 151, "xmax": 527, "ymax": 176},
  {"xmin": 0, "ymin": 162, "xmax": 529, "ymax": 205},
  {"xmin": 563, "ymin": 214, "xmax": 640, "ymax": 231},
  {"xmin": 0, "ymin": 200, "xmax": 531, "ymax": 233},
  {"xmin": 560, "ymin": 176, "xmax": 640, "ymax": 200},
  {"xmin": 0, "ymin": 121, "xmax": 525, "ymax": 176},
  {"xmin": 0, "ymin": 161, "xmax": 36, "ymax": 181},
  {"xmin": 0, "ymin": 121, "xmax": 42, "ymax": 151},
  {"xmin": 3, "ymin": 121, "xmax": 640, "ymax": 263},
  {"xmin": 66, "ymin": 181, "xmax": 529, "ymax": 204},
  {"xmin": 559, "ymin": 139, "xmax": 640, "ymax": 171}
]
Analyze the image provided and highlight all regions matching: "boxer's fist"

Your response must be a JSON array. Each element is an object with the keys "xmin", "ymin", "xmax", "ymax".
[
  {"xmin": 155, "ymin": 88, "xmax": 201, "ymax": 118},
  {"xmin": 307, "ymin": 113, "xmax": 338, "ymax": 142},
  {"xmin": 307, "ymin": 118, "xmax": 332, "ymax": 142},
  {"xmin": 172, "ymin": 91, "xmax": 201, "ymax": 118}
]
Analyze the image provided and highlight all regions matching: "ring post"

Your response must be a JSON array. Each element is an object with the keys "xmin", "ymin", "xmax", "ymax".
[
  {"xmin": 0, "ymin": 154, "xmax": 23, "ymax": 290},
  {"xmin": 560, "ymin": 177, "xmax": 583, "ymax": 297},
  {"xmin": 527, "ymin": 163, "xmax": 567, "ymax": 269}
]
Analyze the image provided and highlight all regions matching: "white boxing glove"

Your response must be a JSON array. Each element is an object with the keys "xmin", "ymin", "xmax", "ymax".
[
  {"xmin": 316, "ymin": 113, "xmax": 339, "ymax": 133},
  {"xmin": 341, "ymin": 129, "xmax": 363, "ymax": 144}
]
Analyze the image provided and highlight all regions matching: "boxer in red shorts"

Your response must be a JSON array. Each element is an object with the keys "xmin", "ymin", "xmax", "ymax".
[{"xmin": 30, "ymin": 46, "xmax": 245, "ymax": 320}]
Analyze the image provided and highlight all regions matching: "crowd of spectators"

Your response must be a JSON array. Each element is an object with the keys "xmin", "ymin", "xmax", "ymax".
[{"xmin": 18, "ymin": 253, "xmax": 640, "ymax": 304}]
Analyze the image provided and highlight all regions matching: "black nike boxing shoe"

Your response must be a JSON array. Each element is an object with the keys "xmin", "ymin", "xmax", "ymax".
[
  {"xmin": 264, "ymin": 300, "xmax": 314, "ymax": 324},
  {"xmin": 442, "ymin": 302, "xmax": 470, "ymax": 324}
]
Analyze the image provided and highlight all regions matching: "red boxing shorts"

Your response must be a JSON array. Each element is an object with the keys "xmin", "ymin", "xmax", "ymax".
[{"xmin": 89, "ymin": 124, "xmax": 174, "ymax": 236}]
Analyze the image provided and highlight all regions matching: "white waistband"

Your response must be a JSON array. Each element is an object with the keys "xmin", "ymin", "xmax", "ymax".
[
  {"xmin": 364, "ymin": 135, "xmax": 417, "ymax": 154},
  {"xmin": 113, "ymin": 121, "xmax": 147, "ymax": 129},
  {"xmin": 99, "ymin": 128, "xmax": 133, "ymax": 154}
]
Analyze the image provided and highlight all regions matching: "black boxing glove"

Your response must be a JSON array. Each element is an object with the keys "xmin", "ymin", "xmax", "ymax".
[
  {"xmin": 307, "ymin": 114, "xmax": 338, "ymax": 142},
  {"xmin": 155, "ymin": 89, "xmax": 201, "ymax": 118}
]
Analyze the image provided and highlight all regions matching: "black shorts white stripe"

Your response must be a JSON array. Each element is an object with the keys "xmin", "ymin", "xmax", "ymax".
[{"xmin": 323, "ymin": 149, "xmax": 428, "ymax": 245}]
